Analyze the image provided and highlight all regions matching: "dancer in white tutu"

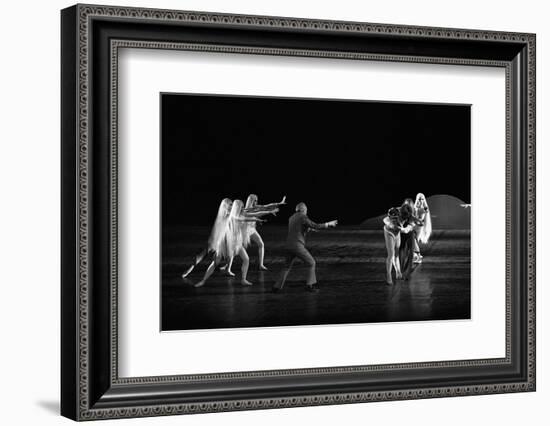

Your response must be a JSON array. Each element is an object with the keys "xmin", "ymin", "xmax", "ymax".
[
  {"xmin": 413, "ymin": 193, "xmax": 432, "ymax": 263},
  {"xmin": 195, "ymin": 199, "xmax": 275, "ymax": 287},
  {"xmin": 181, "ymin": 198, "xmax": 233, "ymax": 279},
  {"xmin": 221, "ymin": 194, "xmax": 286, "ymax": 275}
]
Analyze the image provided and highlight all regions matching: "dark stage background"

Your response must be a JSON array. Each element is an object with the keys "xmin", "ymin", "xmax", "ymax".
[{"xmin": 161, "ymin": 94, "xmax": 471, "ymax": 227}]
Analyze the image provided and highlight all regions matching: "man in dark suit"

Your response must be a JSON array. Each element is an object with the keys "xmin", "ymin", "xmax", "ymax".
[{"xmin": 273, "ymin": 202, "xmax": 337, "ymax": 293}]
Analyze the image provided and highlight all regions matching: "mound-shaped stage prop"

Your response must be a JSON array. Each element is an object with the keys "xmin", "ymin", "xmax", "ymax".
[{"xmin": 361, "ymin": 194, "xmax": 470, "ymax": 230}]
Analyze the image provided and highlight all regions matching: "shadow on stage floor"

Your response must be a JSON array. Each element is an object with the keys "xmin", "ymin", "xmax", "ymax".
[{"xmin": 161, "ymin": 227, "xmax": 470, "ymax": 331}]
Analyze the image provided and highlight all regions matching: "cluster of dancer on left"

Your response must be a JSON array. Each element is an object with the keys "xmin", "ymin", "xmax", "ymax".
[{"xmin": 181, "ymin": 195, "xmax": 286, "ymax": 287}]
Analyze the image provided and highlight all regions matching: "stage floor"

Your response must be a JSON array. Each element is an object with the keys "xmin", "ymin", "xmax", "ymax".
[{"xmin": 161, "ymin": 227, "xmax": 470, "ymax": 331}]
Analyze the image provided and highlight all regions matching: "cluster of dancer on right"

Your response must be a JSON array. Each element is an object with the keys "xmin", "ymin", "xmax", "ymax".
[{"xmin": 383, "ymin": 193, "xmax": 432, "ymax": 285}]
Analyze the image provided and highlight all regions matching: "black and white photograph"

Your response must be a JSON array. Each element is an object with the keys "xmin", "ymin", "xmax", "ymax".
[
  {"xmin": 1, "ymin": 0, "xmax": 543, "ymax": 423},
  {"xmin": 161, "ymin": 93, "xmax": 471, "ymax": 331}
]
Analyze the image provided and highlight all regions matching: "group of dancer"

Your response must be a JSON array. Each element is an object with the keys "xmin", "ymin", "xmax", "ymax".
[
  {"xmin": 181, "ymin": 195, "xmax": 338, "ymax": 292},
  {"xmin": 383, "ymin": 193, "xmax": 432, "ymax": 285},
  {"xmin": 181, "ymin": 195, "xmax": 287, "ymax": 287},
  {"xmin": 181, "ymin": 192, "xmax": 431, "ymax": 291}
]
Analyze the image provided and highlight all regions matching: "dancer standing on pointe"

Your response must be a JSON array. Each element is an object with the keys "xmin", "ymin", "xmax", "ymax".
[
  {"xmin": 195, "ymin": 200, "xmax": 275, "ymax": 287},
  {"xmin": 272, "ymin": 202, "xmax": 337, "ymax": 293},
  {"xmin": 181, "ymin": 198, "xmax": 232, "ymax": 279},
  {"xmin": 221, "ymin": 194, "xmax": 286, "ymax": 275}
]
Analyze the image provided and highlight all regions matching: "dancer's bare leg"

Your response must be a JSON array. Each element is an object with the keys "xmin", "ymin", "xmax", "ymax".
[
  {"xmin": 182, "ymin": 248, "xmax": 207, "ymax": 278},
  {"xmin": 393, "ymin": 256, "xmax": 402, "ymax": 279},
  {"xmin": 394, "ymin": 233, "xmax": 403, "ymax": 279},
  {"xmin": 195, "ymin": 255, "xmax": 220, "ymax": 287},
  {"xmin": 250, "ymin": 231, "xmax": 267, "ymax": 270},
  {"xmin": 237, "ymin": 247, "xmax": 252, "ymax": 286},
  {"xmin": 182, "ymin": 265, "xmax": 194, "ymax": 279},
  {"xmin": 413, "ymin": 237, "xmax": 422, "ymax": 263},
  {"xmin": 220, "ymin": 256, "xmax": 235, "ymax": 276},
  {"xmin": 384, "ymin": 230, "xmax": 395, "ymax": 285}
]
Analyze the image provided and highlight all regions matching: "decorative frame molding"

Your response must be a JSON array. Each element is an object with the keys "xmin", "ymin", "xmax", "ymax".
[{"xmin": 61, "ymin": 4, "xmax": 535, "ymax": 421}]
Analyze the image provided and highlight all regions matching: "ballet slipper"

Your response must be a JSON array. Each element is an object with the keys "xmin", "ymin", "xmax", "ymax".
[
  {"xmin": 259, "ymin": 265, "xmax": 268, "ymax": 271},
  {"xmin": 194, "ymin": 280, "xmax": 206, "ymax": 288},
  {"xmin": 241, "ymin": 279, "xmax": 253, "ymax": 286}
]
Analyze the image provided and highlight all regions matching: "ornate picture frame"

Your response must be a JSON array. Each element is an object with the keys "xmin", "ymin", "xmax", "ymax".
[{"xmin": 61, "ymin": 4, "xmax": 535, "ymax": 421}]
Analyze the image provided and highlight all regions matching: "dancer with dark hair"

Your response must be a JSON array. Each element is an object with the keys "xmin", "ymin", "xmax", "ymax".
[{"xmin": 272, "ymin": 202, "xmax": 337, "ymax": 293}]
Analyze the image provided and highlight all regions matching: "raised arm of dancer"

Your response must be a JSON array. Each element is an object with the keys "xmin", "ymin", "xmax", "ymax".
[
  {"xmin": 244, "ymin": 205, "xmax": 278, "ymax": 213},
  {"xmin": 248, "ymin": 204, "xmax": 279, "ymax": 211},
  {"xmin": 245, "ymin": 196, "xmax": 286, "ymax": 212},
  {"xmin": 235, "ymin": 216, "xmax": 266, "ymax": 223},
  {"xmin": 258, "ymin": 195, "xmax": 287, "ymax": 209},
  {"xmin": 243, "ymin": 208, "xmax": 279, "ymax": 218},
  {"xmin": 305, "ymin": 217, "xmax": 338, "ymax": 230}
]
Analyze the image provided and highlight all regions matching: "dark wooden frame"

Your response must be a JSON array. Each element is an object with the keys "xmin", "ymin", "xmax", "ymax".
[{"xmin": 61, "ymin": 4, "xmax": 536, "ymax": 421}]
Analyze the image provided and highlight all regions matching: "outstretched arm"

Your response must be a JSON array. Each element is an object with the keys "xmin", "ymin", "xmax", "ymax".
[
  {"xmin": 245, "ymin": 196, "xmax": 286, "ymax": 212},
  {"xmin": 259, "ymin": 195, "xmax": 287, "ymax": 209},
  {"xmin": 235, "ymin": 216, "xmax": 265, "ymax": 223},
  {"xmin": 305, "ymin": 216, "xmax": 338, "ymax": 230},
  {"xmin": 243, "ymin": 207, "xmax": 279, "ymax": 218}
]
